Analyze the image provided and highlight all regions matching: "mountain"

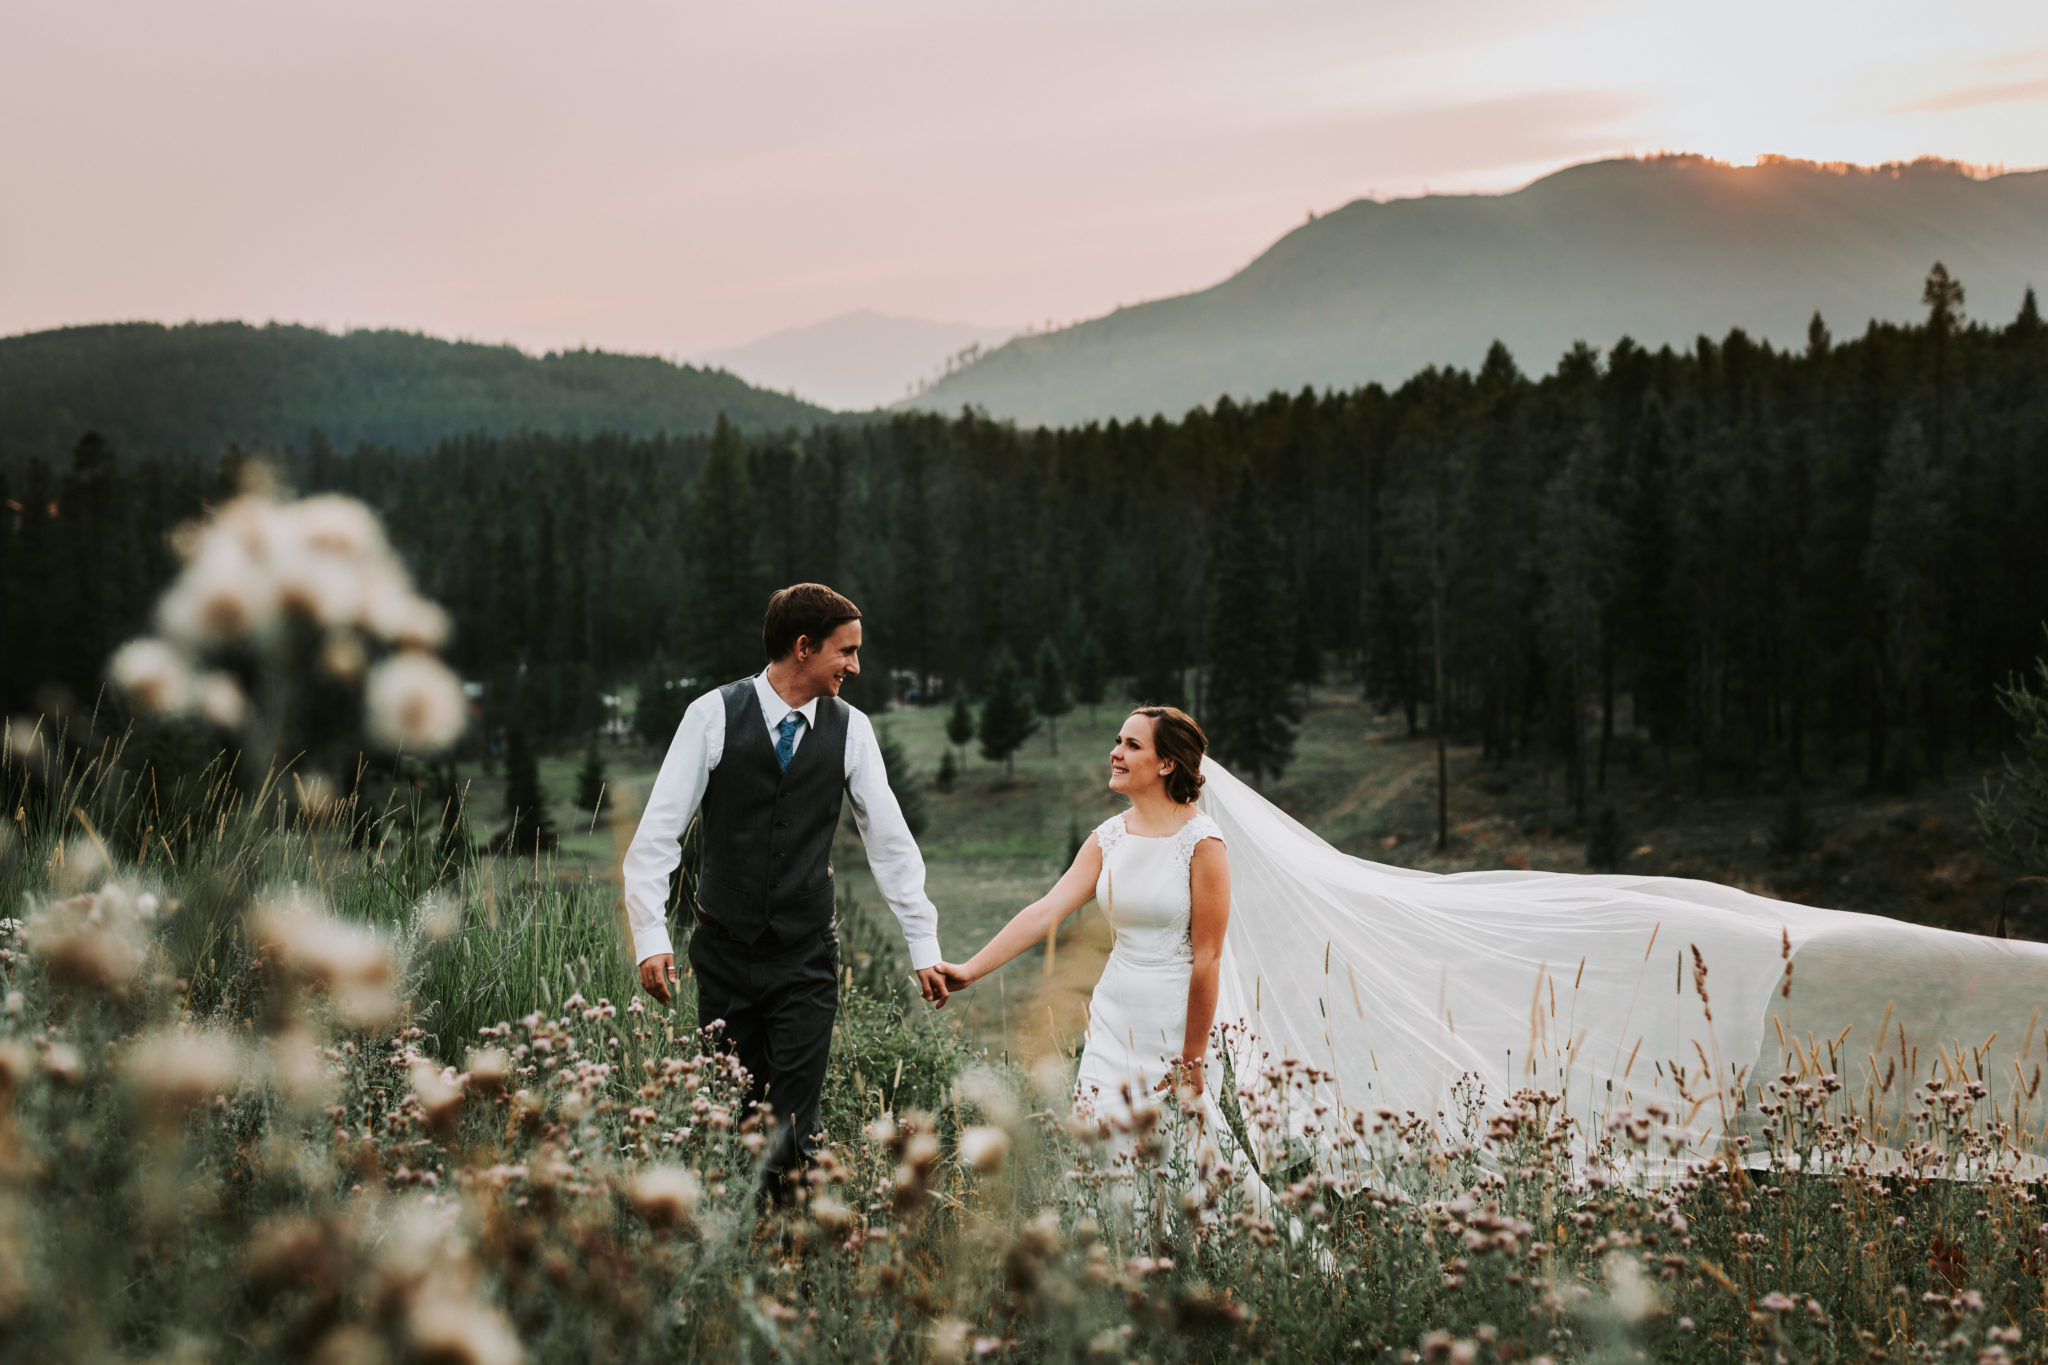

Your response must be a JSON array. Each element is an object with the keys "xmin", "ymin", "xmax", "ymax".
[
  {"xmin": 696, "ymin": 310, "xmax": 1019, "ymax": 411},
  {"xmin": 907, "ymin": 155, "xmax": 2048, "ymax": 427},
  {"xmin": 0, "ymin": 320, "xmax": 832, "ymax": 465}
]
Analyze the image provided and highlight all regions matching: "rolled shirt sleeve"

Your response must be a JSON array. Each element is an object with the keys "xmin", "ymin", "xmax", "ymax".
[
  {"xmin": 843, "ymin": 708, "xmax": 942, "ymax": 970},
  {"xmin": 620, "ymin": 690, "xmax": 725, "ymax": 965}
]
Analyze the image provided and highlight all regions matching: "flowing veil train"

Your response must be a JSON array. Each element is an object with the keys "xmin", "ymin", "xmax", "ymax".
[{"xmin": 1194, "ymin": 757, "xmax": 2048, "ymax": 1173}]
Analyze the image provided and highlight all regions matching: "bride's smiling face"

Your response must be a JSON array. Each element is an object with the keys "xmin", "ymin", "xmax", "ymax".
[{"xmin": 1107, "ymin": 714, "xmax": 1174, "ymax": 797}]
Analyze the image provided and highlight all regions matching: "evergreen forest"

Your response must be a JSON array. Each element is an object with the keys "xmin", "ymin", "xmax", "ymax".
[
  {"xmin": 0, "ymin": 320, "xmax": 831, "ymax": 465},
  {"xmin": 4, "ymin": 272, "xmax": 2045, "ymax": 812}
]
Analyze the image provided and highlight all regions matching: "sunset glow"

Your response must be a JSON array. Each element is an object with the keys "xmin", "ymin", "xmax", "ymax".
[{"xmin": 2, "ymin": 0, "xmax": 2044, "ymax": 356}]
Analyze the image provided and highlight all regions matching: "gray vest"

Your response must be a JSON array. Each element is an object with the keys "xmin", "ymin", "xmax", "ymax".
[{"xmin": 694, "ymin": 678, "xmax": 848, "ymax": 945}]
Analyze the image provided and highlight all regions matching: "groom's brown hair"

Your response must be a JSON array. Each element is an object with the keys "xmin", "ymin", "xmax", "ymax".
[{"xmin": 763, "ymin": 583, "xmax": 862, "ymax": 661}]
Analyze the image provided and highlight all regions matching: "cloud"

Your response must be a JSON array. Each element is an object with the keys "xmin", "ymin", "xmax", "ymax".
[{"xmin": 1890, "ymin": 74, "xmax": 2048, "ymax": 114}]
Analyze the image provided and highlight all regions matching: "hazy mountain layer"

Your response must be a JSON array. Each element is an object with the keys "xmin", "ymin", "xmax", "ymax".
[
  {"xmin": 0, "ymin": 321, "xmax": 831, "ymax": 464},
  {"xmin": 907, "ymin": 155, "xmax": 2048, "ymax": 427},
  {"xmin": 697, "ymin": 310, "xmax": 1019, "ymax": 411}
]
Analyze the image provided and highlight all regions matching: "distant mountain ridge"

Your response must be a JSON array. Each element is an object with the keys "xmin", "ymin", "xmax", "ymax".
[
  {"xmin": 696, "ymin": 310, "xmax": 1020, "ymax": 411},
  {"xmin": 0, "ymin": 320, "xmax": 831, "ymax": 465},
  {"xmin": 907, "ymin": 155, "xmax": 2048, "ymax": 427}
]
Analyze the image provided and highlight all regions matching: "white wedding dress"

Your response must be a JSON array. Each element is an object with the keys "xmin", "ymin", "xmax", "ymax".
[
  {"xmin": 1074, "ymin": 758, "xmax": 2048, "ymax": 1179},
  {"xmin": 1072, "ymin": 807, "xmax": 1228, "ymax": 1123}
]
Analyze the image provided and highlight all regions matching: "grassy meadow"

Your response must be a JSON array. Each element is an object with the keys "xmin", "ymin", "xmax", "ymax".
[
  {"xmin": 475, "ymin": 681, "xmax": 2015, "ymax": 1068},
  {"xmin": 6, "ymin": 467, "xmax": 2043, "ymax": 1362},
  {"xmin": 6, "ymin": 709, "xmax": 2048, "ymax": 1364}
]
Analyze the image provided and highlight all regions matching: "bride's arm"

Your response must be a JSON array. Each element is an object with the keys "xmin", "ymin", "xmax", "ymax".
[
  {"xmin": 1173, "ymin": 839, "xmax": 1232, "ymax": 1093},
  {"xmin": 938, "ymin": 835, "xmax": 1104, "ymax": 990}
]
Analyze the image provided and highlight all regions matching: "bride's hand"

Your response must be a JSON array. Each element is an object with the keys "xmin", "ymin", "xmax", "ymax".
[
  {"xmin": 1156, "ymin": 1056, "xmax": 1205, "ymax": 1099},
  {"xmin": 934, "ymin": 960, "xmax": 979, "ymax": 993}
]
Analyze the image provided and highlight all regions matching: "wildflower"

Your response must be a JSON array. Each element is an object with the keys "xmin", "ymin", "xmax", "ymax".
[
  {"xmin": 124, "ymin": 1028, "xmax": 245, "ymax": 1121},
  {"xmin": 0, "ymin": 1041, "xmax": 31, "ymax": 1097},
  {"xmin": 306, "ymin": 1324, "xmax": 387, "ymax": 1365},
  {"xmin": 321, "ymin": 629, "xmax": 368, "ymax": 681},
  {"xmin": 293, "ymin": 493, "xmax": 387, "ymax": 559},
  {"xmin": 108, "ymin": 637, "xmax": 193, "ymax": 713},
  {"xmin": 810, "ymin": 1195, "xmax": 854, "ymax": 1233},
  {"xmin": 1757, "ymin": 1291, "xmax": 1797, "ymax": 1313},
  {"xmin": 364, "ymin": 580, "xmax": 450, "ymax": 650},
  {"xmin": 955, "ymin": 1064, "xmax": 1020, "ymax": 1126},
  {"xmin": 411, "ymin": 1062, "xmax": 464, "ymax": 1139},
  {"xmin": 156, "ymin": 524, "xmax": 280, "ymax": 645},
  {"xmin": 364, "ymin": 651, "xmax": 467, "ymax": 753},
  {"xmin": 49, "ymin": 836, "xmax": 109, "ymax": 896},
  {"xmin": 1604, "ymin": 1252, "xmax": 1657, "ymax": 1323},
  {"xmin": 959, "ymin": 1126, "xmax": 1009, "ymax": 1174},
  {"xmin": 406, "ymin": 1291, "xmax": 522, "ymax": 1365},
  {"xmin": 41, "ymin": 1042, "xmax": 82, "ymax": 1086},
  {"xmin": 930, "ymin": 1320, "xmax": 971, "ymax": 1363},
  {"xmin": 250, "ymin": 892, "xmax": 397, "ymax": 1026},
  {"xmin": 194, "ymin": 671, "xmax": 248, "ymax": 728},
  {"xmin": 24, "ymin": 887, "xmax": 148, "ymax": 993},
  {"xmin": 465, "ymin": 1048, "xmax": 512, "ymax": 1095},
  {"xmin": 266, "ymin": 1027, "xmax": 336, "ymax": 1110},
  {"xmin": 628, "ymin": 1165, "xmax": 701, "ymax": 1229}
]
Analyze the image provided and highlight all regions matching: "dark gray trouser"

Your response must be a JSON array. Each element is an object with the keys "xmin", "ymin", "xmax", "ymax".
[{"xmin": 688, "ymin": 916, "xmax": 840, "ymax": 1203}]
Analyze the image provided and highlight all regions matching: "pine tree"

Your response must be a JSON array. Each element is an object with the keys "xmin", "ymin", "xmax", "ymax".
[
  {"xmin": 1977, "ymin": 635, "xmax": 2048, "ymax": 883},
  {"xmin": 935, "ymin": 748, "xmax": 958, "ymax": 792},
  {"xmin": 687, "ymin": 415, "xmax": 766, "ymax": 686},
  {"xmin": 1584, "ymin": 804, "xmax": 1626, "ymax": 870},
  {"xmin": 1288, "ymin": 591, "xmax": 1322, "ymax": 708},
  {"xmin": 945, "ymin": 689, "xmax": 975, "ymax": 766},
  {"xmin": 2017, "ymin": 286, "xmax": 2043, "ymax": 337},
  {"xmin": 496, "ymin": 726, "xmax": 559, "ymax": 855},
  {"xmin": 976, "ymin": 645, "xmax": 1038, "ymax": 780},
  {"xmin": 1032, "ymin": 638, "xmax": 1072, "ymax": 754},
  {"xmin": 633, "ymin": 655, "xmax": 689, "ymax": 749},
  {"xmin": 1059, "ymin": 603, "xmax": 1110, "ymax": 726},
  {"xmin": 575, "ymin": 731, "xmax": 608, "ymax": 819},
  {"xmin": 872, "ymin": 721, "xmax": 928, "ymax": 838},
  {"xmin": 1205, "ymin": 468, "xmax": 1301, "ymax": 786}
]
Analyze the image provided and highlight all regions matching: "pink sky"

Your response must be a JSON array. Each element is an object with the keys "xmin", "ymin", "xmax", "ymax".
[{"xmin": 4, "ymin": 1, "xmax": 2045, "ymax": 357}]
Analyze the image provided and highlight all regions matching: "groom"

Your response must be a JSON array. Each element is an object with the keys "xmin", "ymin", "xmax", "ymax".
[{"xmin": 622, "ymin": 583, "xmax": 948, "ymax": 1199}]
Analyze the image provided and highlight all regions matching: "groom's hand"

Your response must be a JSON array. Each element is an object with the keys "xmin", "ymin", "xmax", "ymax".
[
  {"xmin": 639, "ymin": 953, "xmax": 677, "ymax": 1005},
  {"xmin": 915, "ymin": 966, "xmax": 951, "ymax": 1008}
]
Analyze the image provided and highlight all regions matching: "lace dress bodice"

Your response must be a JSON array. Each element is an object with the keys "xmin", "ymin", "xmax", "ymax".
[{"xmin": 1092, "ymin": 809, "xmax": 1224, "ymax": 968}]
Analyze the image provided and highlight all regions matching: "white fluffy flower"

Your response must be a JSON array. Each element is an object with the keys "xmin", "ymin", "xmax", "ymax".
[
  {"xmin": 959, "ymin": 1125, "xmax": 1010, "ymax": 1173},
  {"xmin": 628, "ymin": 1165, "xmax": 702, "ymax": 1229},
  {"xmin": 124, "ymin": 1028, "xmax": 246, "ymax": 1119},
  {"xmin": 365, "ymin": 651, "xmax": 467, "ymax": 752},
  {"xmin": 195, "ymin": 671, "xmax": 248, "ymax": 728},
  {"xmin": 290, "ymin": 494, "xmax": 389, "ymax": 559},
  {"xmin": 108, "ymin": 638, "xmax": 193, "ymax": 714},
  {"xmin": 156, "ymin": 528, "xmax": 281, "ymax": 645}
]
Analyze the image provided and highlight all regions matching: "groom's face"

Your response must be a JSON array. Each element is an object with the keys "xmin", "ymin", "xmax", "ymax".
[{"xmin": 794, "ymin": 619, "xmax": 863, "ymax": 698}]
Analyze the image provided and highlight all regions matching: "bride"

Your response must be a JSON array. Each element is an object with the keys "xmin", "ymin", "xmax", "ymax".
[
  {"xmin": 938, "ymin": 706, "xmax": 2048, "ymax": 1174},
  {"xmin": 936, "ymin": 706, "xmax": 1230, "ymax": 1122}
]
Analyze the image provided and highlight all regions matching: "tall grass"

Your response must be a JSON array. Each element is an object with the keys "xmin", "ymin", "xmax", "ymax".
[{"xmin": 8, "ymin": 723, "xmax": 2048, "ymax": 1362}]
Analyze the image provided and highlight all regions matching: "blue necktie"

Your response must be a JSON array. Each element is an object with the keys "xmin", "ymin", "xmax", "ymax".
[{"xmin": 776, "ymin": 713, "xmax": 805, "ymax": 772}]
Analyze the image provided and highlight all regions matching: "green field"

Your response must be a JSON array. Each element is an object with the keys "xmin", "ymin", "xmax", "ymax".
[{"xmin": 463, "ymin": 685, "xmax": 2009, "ymax": 1059}]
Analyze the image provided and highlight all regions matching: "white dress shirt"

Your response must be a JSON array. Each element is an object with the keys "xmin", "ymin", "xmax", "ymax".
[{"xmin": 621, "ymin": 672, "xmax": 942, "ymax": 971}]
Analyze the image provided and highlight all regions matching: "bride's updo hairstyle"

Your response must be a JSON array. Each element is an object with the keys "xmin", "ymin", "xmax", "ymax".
[{"xmin": 1130, "ymin": 706, "xmax": 1207, "ymax": 805}]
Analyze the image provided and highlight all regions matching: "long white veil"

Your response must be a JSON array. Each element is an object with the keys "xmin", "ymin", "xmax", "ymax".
[{"xmin": 1195, "ymin": 757, "xmax": 2048, "ymax": 1171}]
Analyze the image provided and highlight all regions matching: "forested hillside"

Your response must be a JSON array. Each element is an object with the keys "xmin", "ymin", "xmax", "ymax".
[
  {"xmin": 4, "ymin": 277, "xmax": 2044, "ymax": 818},
  {"xmin": 911, "ymin": 156, "xmax": 2048, "ymax": 426},
  {"xmin": 0, "ymin": 321, "xmax": 830, "ymax": 465}
]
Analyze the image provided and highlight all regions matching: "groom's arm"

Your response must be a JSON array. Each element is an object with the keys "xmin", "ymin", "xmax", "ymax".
[
  {"xmin": 621, "ymin": 690, "xmax": 725, "ymax": 982},
  {"xmin": 842, "ymin": 710, "xmax": 943, "ymax": 984}
]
